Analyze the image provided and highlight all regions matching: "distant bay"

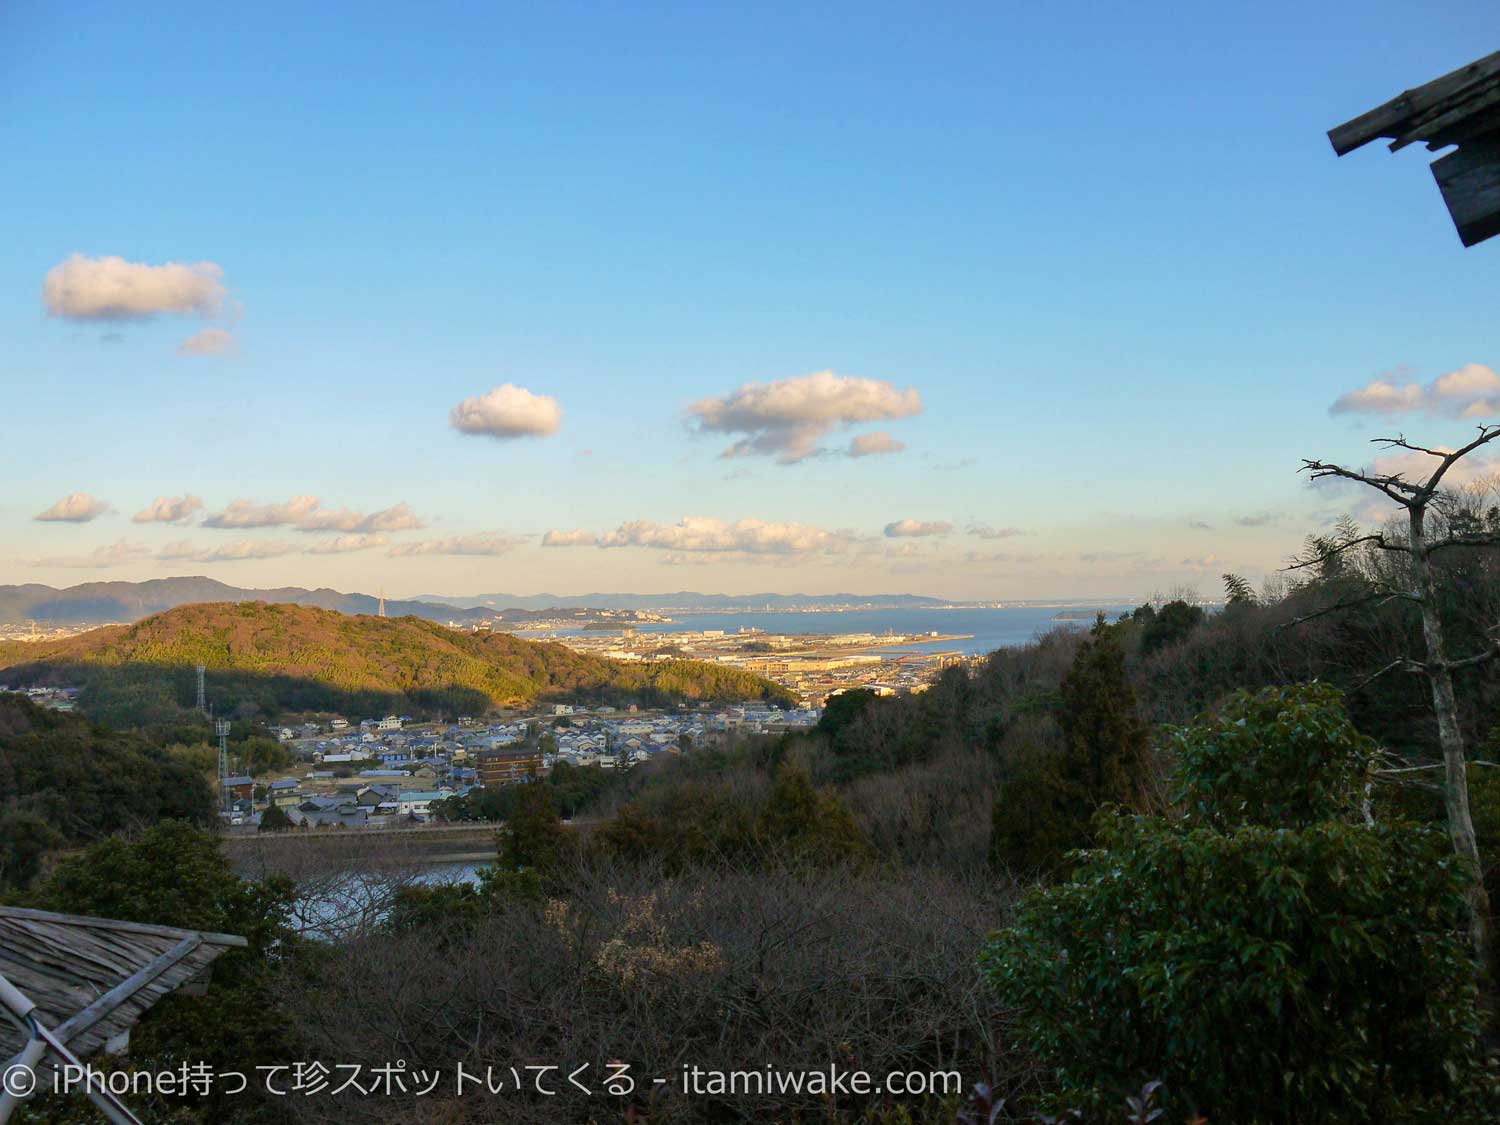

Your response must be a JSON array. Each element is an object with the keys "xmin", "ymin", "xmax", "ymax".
[{"xmin": 534, "ymin": 605, "xmax": 1138, "ymax": 658}]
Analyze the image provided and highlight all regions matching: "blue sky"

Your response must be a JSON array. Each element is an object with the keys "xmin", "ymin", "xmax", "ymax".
[{"xmin": 2, "ymin": 1, "xmax": 1497, "ymax": 600}]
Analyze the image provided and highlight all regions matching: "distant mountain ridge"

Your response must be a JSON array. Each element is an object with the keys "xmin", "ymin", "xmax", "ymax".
[
  {"xmin": 0, "ymin": 578, "xmax": 530, "ymax": 627},
  {"xmin": 415, "ymin": 591, "xmax": 954, "ymax": 612}
]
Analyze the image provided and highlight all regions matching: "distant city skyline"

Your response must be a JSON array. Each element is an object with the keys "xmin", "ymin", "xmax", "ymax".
[{"xmin": 3, "ymin": 2, "xmax": 1496, "ymax": 600}]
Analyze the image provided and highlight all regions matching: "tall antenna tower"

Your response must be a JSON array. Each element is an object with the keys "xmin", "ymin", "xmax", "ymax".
[
  {"xmin": 378, "ymin": 589, "xmax": 387, "ymax": 618},
  {"xmin": 195, "ymin": 665, "xmax": 207, "ymax": 714},
  {"xmin": 215, "ymin": 719, "xmax": 232, "ymax": 815}
]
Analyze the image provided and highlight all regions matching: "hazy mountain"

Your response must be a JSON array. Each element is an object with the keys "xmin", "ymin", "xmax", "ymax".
[{"xmin": 415, "ymin": 591, "xmax": 954, "ymax": 612}]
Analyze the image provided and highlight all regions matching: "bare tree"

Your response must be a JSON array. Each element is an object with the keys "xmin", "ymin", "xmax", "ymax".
[{"xmin": 1296, "ymin": 425, "xmax": 1500, "ymax": 967}]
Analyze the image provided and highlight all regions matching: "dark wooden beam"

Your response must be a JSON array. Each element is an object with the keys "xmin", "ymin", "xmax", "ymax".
[{"xmin": 1330, "ymin": 51, "xmax": 1500, "ymax": 155}]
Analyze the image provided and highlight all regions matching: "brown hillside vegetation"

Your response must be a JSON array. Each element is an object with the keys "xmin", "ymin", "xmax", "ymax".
[{"xmin": 0, "ymin": 601, "xmax": 792, "ymax": 723}]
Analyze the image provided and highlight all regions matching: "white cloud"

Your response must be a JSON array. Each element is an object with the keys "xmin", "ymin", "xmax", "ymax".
[
  {"xmin": 132, "ymin": 495, "xmax": 204, "ymax": 525},
  {"xmin": 34, "ymin": 492, "xmax": 110, "ymax": 523},
  {"xmin": 202, "ymin": 496, "xmax": 321, "ymax": 529},
  {"xmin": 1330, "ymin": 363, "xmax": 1500, "ymax": 419},
  {"xmin": 159, "ymin": 539, "xmax": 296, "ymax": 563},
  {"xmin": 42, "ymin": 253, "xmax": 226, "ymax": 320},
  {"xmin": 388, "ymin": 534, "xmax": 521, "ymax": 557},
  {"xmin": 542, "ymin": 528, "xmax": 594, "ymax": 547},
  {"xmin": 847, "ymin": 431, "xmax": 907, "ymax": 458},
  {"xmin": 884, "ymin": 518, "xmax": 953, "ymax": 538},
  {"xmin": 307, "ymin": 534, "xmax": 390, "ymax": 555},
  {"xmin": 1180, "ymin": 553, "xmax": 1223, "ymax": 569},
  {"xmin": 688, "ymin": 370, "xmax": 922, "ymax": 464},
  {"xmin": 595, "ymin": 516, "xmax": 858, "ymax": 555},
  {"xmin": 450, "ymin": 384, "xmax": 562, "ymax": 439},
  {"xmin": 178, "ymin": 327, "xmax": 235, "ymax": 356},
  {"xmin": 967, "ymin": 522, "xmax": 1023, "ymax": 539},
  {"xmin": 31, "ymin": 539, "xmax": 151, "ymax": 569}
]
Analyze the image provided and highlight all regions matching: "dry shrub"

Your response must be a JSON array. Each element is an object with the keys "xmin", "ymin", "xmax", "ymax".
[{"xmin": 283, "ymin": 857, "xmax": 1027, "ymax": 1123}]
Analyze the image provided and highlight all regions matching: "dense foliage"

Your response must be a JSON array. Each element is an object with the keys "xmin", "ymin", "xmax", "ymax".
[
  {"xmin": 986, "ymin": 686, "xmax": 1492, "ymax": 1122},
  {"xmin": 0, "ymin": 600, "xmax": 793, "ymax": 725}
]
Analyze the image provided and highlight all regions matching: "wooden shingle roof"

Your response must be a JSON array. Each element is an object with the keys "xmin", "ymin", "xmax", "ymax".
[
  {"xmin": 1329, "ymin": 51, "xmax": 1500, "ymax": 246},
  {"xmin": 0, "ymin": 906, "xmax": 247, "ymax": 1061}
]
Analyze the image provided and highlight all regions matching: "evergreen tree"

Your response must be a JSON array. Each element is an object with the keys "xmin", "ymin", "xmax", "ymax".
[{"xmin": 992, "ymin": 616, "xmax": 1151, "ymax": 876}]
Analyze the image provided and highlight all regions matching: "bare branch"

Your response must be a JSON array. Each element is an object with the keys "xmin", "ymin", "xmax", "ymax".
[
  {"xmin": 1414, "ymin": 424, "xmax": 1500, "ymax": 500},
  {"xmin": 1372, "ymin": 434, "xmax": 1451, "ymax": 459},
  {"xmin": 1349, "ymin": 657, "xmax": 1427, "ymax": 693},
  {"xmin": 1444, "ymin": 642, "xmax": 1500, "ymax": 674},
  {"xmin": 1300, "ymin": 458, "xmax": 1419, "ymax": 505},
  {"xmin": 1423, "ymin": 531, "xmax": 1500, "ymax": 558},
  {"xmin": 1282, "ymin": 533, "xmax": 1408, "ymax": 573},
  {"xmin": 1276, "ymin": 590, "xmax": 1421, "ymax": 631}
]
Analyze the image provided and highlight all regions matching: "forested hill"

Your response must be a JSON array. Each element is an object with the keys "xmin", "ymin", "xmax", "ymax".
[{"xmin": 0, "ymin": 602, "xmax": 793, "ymax": 725}]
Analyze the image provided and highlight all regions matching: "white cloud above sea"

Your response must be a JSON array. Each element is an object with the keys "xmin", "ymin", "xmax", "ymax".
[
  {"xmin": 43, "ymin": 254, "xmax": 226, "ymax": 320},
  {"xmin": 133, "ymin": 495, "xmax": 204, "ymax": 525},
  {"xmin": 1330, "ymin": 363, "xmax": 1500, "ymax": 419},
  {"xmin": 450, "ymin": 384, "xmax": 562, "ymax": 439},
  {"xmin": 688, "ymin": 371, "xmax": 921, "ymax": 464},
  {"xmin": 34, "ymin": 492, "xmax": 110, "ymax": 523}
]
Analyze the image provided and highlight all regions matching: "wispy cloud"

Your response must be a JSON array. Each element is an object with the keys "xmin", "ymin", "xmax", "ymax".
[
  {"xmin": 307, "ymin": 534, "xmax": 390, "ymax": 554},
  {"xmin": 388, "ymin": 534, "xmax": 522, "ymax": 557},
  {"xmin": 541, "ymin": 528, "xmax": 594, "ymax": 547},
  {"xmin": 201, "ymin": 497, "xmax": 422, "ymax": 533},
  {"xmin": 450, "ymin": 384, "xmax": 562, "ymax": 439},
  {"xmin": 569, "ymin": 516, "xmax": 860, "ymax": 555},
  {"xmin": 202, "ymin": 496, "xmax": 322, "ymax": 529},
  {"xmin": 847, "ymin": 431, "xmax": 907, "ymax": 458},
  {"xmin": 159, "ymin": 539, "xmax": 296, "ymax": 563},
  {"xmin": 30, "ymin": 539, "xmax": 150, "ymax": 568},
  {"xmin": 1330, "ymin": 363, "xmax": 1500, "ymax": 419},
  {"xmin": 43, "ymin": 254, "xmax": 226, "ymax": 320},
  {"xmin": 967, "ymin": 522, "xmax": 1023, "ymax": 539},
  {"xmin": 688, "ymin": 371, "xmax": 922, "ymax": 464},
  {"xmin": 178, "ymin": 327, "xmax": 235, "ymax": 356},
  {"xmin": 132, "ymin": 495, "xmax": 204, "ymax": 525},
  {"xmin": 34, "ymin": 492, "xmax": 110, "ymax": 523},
  {"xmin": 884, "ymin": 518, "xmax": 953, "ymax": 538},
  {"xmin": 296, "ymin": 502, "xmax": 424, "ymax": 534},
  {"xmin": 1234, "ymin": 512, "xmax": 1278, "ymax": 527}
]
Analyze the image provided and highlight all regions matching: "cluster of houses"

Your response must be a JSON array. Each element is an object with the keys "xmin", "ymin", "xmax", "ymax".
[{"xmin": 229, "ymin": 702, "xmax": 821, "ymax": 830}]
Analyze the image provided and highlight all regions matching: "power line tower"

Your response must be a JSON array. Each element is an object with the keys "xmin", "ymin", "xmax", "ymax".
[
  {"xmin": 378, "ymin": 589, "xmax": 387, "ymax": 618},
  {"xmin": 215, "ymin": 719, "xmax": 232, "ymax": 816},
  {"xmin": 195, "ymin": 665, "xmax": 207, "ymax": 714}
]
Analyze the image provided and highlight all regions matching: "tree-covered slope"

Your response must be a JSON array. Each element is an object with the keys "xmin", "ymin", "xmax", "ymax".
[
  {"xmin": 0, "ymin": 693, "xmax": 214, "ymax": 886},
  {"xmin": 0, "ymin": 602, "xmax": 792, "ymax": 723}
]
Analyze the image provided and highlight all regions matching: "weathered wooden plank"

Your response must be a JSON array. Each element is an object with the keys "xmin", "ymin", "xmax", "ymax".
[
  {"xmin": 1434, "ymin": 134, "xmax": 1500, "ymax": 246},
  {"xmin": 53, "ymin": 937, "xmax": 201, "ymax": 1048},
  {"xmin": 0, "ymin": 906, "xmax": 247, "ymax": 948},
  {"xmin": 1330, "ymin": 51, "xmax": 1500, "ymax": 154}
]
